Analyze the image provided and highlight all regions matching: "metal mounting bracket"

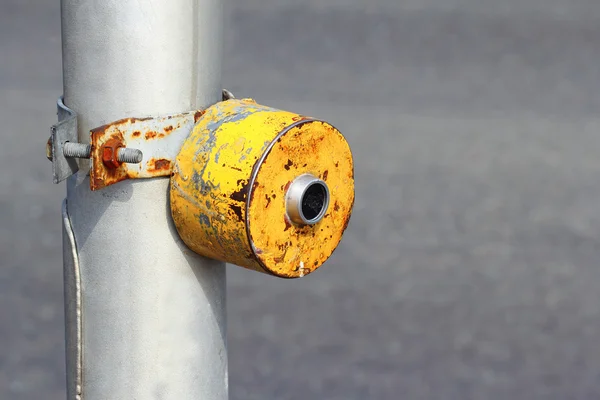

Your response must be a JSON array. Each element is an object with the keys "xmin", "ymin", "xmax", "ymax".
[
  {"xmin": 89, "ymin": 110, "xmax": 203, "ymax": 191},
  {"xmin": 48, "ymin": 97, "xmax": 79, "ymax": 184},
  {"xmin": 88, "ymin": 88, "xmax": 234, "ymax": 191},
  {"xmin": 47, "ymin": 90, "xmax": 236, "ymax": 190}
]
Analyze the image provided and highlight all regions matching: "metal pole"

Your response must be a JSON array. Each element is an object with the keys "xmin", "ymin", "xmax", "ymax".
[{"xmin": 60, "ymin": 1, "xmax": 226, "ymax": 399}]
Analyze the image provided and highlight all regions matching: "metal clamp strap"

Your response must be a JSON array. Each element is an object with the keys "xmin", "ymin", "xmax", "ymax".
[{"xmin": 47, "ymin": 90, "xmax": 236, "ymax": 190}]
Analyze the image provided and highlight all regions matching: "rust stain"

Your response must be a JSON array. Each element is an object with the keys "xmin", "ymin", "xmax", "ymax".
[
  {"xmin": 339, "ymin": 198, "xmax": 354, "ymax": 234},
  {"xmin": 322, "ymin": 170, "xmax": 329, "ymax": 180},
  {"xmin": 230, "ymin": 179, "xmax": 250, "ymax": 202},
  {"xmin": 340, "ymin": 213, "xmax": 351, "ymax": 234},
  {"xmin": 147, "ymin": 158, "xmax": 171, "ymax": 173},
  {"xmin": 229, "ymin": 204, "xmax": 243, "ymax": 221},
  {"xmin": 132, "ymin": 131, "xmax": 141, "ymax": 138},
  {"xmin": 154, "ymin": 158, "xmax": 170, "ymax": 171},
  {"xmin": 248, "ymin": 180, "xmax": 260, "ymax": 203},
  {"xmin": 194, "ymin": 110, "xmax": 205, "ymax": 123},
  {"xmin": 92, "ymin": 116, "xmax": 152, "ymax": 134},
  {"xmin": 145, "ymin": 131, "xmax": 157, "ymax": 140},
  {"xmin": 164, "ymin": 125, "xmax": 173, "ymax": 133},
  {"xmin": 101, "ymin": 138, "xmax": 124, "ymax": 169},
  {"xmin": 283, "ymin": 215, "xmax": 292, "ymax": 231},
  {"xmin": 90, "ymin": 129, "xmax": 128, "ymax": 191},
  {"xmin": 273, "ymin": 246, "xmax": 288, "ymax": 263},
  {"xmin": 284, "ymin": 159, "xmax": 293, "ymax": 170}
]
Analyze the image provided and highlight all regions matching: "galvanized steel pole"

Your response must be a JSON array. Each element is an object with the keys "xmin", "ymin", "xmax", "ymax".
[{"xmin": 60, "ymin": 1, "xmax": 227, "ymax": 399}]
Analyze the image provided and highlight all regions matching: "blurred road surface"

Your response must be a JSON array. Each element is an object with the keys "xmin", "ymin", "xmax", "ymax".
[{"xmin": 2, "ymin": 0, "xmax": 600, "ymax": 399}]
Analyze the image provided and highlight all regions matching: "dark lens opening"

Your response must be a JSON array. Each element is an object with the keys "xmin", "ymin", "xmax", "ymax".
[{"xmin": 301, "ymin": 182, "xmax": 327, "ymax": 221}]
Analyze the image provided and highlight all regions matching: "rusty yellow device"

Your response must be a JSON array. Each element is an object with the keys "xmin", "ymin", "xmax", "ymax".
[{"xmin": 170, "ymin": 99, "xmax": 354, "ymax": 278}]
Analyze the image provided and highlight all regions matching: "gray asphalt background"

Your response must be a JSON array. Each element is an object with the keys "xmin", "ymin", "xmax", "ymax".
[{"xmin": 2, "ymin": 0, "xmax": 600, "ymax": 399}]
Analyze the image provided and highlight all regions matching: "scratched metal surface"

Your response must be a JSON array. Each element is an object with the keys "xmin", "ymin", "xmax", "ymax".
[{"xmin": 2, "ymin": 0, "xmax": 600, "ymax": 399}]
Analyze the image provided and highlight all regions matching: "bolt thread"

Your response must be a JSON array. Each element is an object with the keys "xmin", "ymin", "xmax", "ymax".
[
  {"xmin": 117, "ymin": 148, "xmax": 143, "ymax": 164},
  {"xmin": 63, "ymin": 142, "xmax": 91, "ymax": 159}
]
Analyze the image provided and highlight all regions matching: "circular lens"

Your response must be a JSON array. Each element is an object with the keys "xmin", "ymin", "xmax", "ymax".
[
  {"xmin": 286, "ymin": 174, "xmax": 330, "ymax": 225},
  {"xmin": 301, "ymin": 182, "xmax": 327, "ymax": 222}
]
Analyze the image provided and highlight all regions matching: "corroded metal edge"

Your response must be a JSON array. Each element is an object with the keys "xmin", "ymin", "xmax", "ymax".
[{"xmin": 62, "ymin": 199, "xmax": 82, "ymax": 400}]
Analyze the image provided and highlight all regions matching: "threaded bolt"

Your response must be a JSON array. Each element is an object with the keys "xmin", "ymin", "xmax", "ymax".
[
  {"xmin": 117, "ymin": 147, "xmax": 143, "ymax": 164},
  {"xmin": 63, "ymin": 141, "xmax": 142, "ymax": 164},
  {"xmin": 63, "ymin": 142, "xmax": 91, "ymax": 159}
]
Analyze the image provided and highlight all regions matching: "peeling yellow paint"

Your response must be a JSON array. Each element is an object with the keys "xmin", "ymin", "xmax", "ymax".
[{"xmin": 170, "ymin": 99, "xmax": 354, "ymax": 278}]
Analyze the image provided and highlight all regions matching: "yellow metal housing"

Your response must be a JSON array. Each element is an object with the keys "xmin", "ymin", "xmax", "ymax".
[{"xmin": 170, "ymin": 99, "xmax": 354, "ymax": 278}]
